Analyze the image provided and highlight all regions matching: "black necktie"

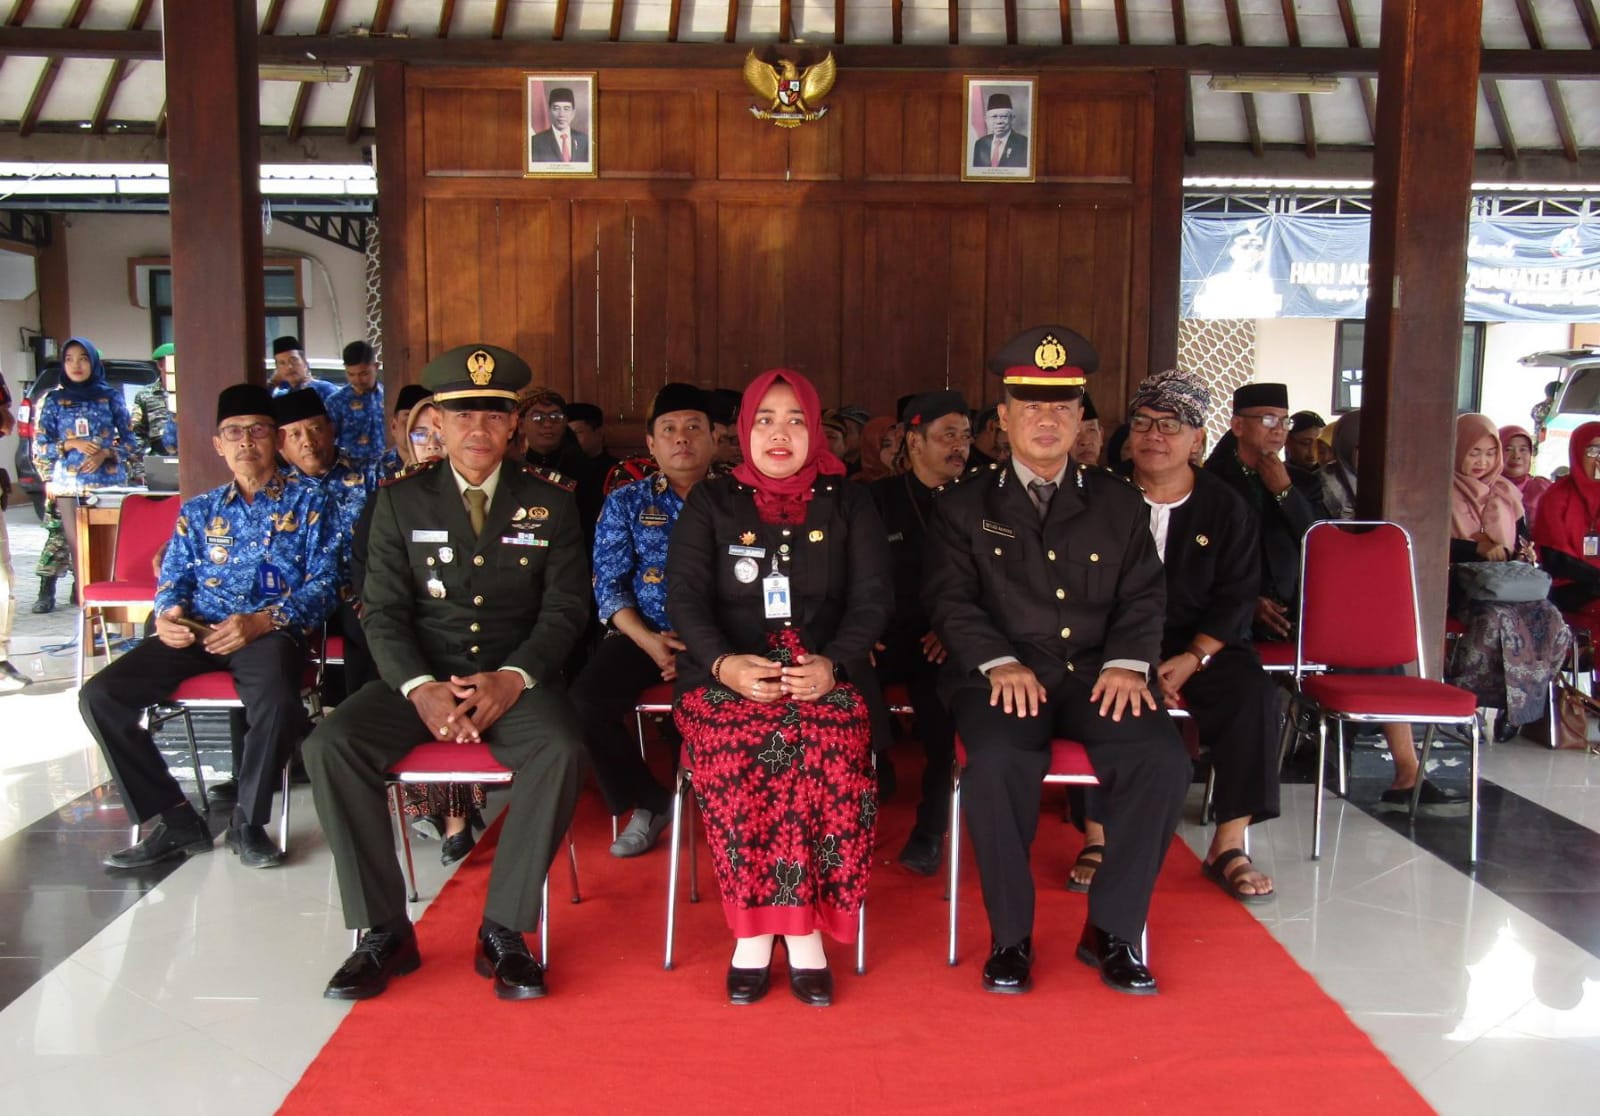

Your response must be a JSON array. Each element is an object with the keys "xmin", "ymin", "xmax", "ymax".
[{"xmin": 1029, "ymin": 479, "xmax": 1056, "ymax": 521}]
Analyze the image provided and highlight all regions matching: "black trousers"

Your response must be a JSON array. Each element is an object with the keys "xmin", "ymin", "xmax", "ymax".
[
  {"xmin": 875, "ymin": 633, "xmax": 955, "ymax": 837},
  {"xmin": 304, "ymin": 680, "xmax": 586, "ymax": 932},
  {"xmin": 568, "ymin": 632, "xmax": 674, "ymax": 818},
  {"xmin": 951, "ymin": 675, "xmax": 1190, "ymax": 946},
  {"xmin": 79, "ymin": 632, "xmax": 306, "ymax": 827}
]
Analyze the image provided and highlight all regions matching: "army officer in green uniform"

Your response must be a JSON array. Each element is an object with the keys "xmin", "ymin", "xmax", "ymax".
[{"xmin": 307, "ymin": 343, "xmax": 590, "ymax": 1003}]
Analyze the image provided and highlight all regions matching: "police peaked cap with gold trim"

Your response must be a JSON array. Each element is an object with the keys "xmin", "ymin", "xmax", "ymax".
[
  {"xmin": 420, "ymin": 343, "xmax": 532, "ymax": 409},
  {"xmin": 988, "ymin": 325, "xmax": 1099, "ymax": 399}
]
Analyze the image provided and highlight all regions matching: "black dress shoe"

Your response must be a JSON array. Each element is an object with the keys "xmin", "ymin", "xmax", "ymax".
[
  {"xmin": 206, "ymin": 779, "xmax": 239, "ymax": 807},
  {"xmin": 440, "ymin": 831, "xmax": 476, "ymax": 866},
  {"xmin": 1075, "ymin": 924, "xmax": 1157, "ymax": 996},
  {"xmin": 726, "ymin": 964, "xmax": 771, "ymax": 1005},
  {"xmin": 324, "ymin": 926, "xmax": 421, "ymax": 1000},
  {"xmin": 103, "ymin": 815, "xmax": 213, "ymax": 869},
  {"xmin": 225, "ymin": 824, "xmax": 286, "ymax": 868},
  {"xmin": 981, "ymin": 937, "xmax": 1034, "ymax": 994},
  {"xmin": 789, "ymin": 966, "xmax": 833, "ymax": 1007},
  {"xmin": 897, "ymin": 830, "xmax": 942, "ymax": 877},
  {"xmin": 475, "ymin": 927, "xmax": 546, "ymax": 1000}
]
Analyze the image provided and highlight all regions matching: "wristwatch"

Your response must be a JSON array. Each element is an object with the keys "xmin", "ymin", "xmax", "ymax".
[{"xmin": 1186, "ymin": 647, "xmax": 1214, "ymax": 671}]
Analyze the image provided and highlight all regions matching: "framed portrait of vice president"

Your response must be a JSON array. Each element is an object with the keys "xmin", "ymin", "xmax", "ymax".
[
  {"xmin": 962, "ymin": 77, "xmax": 1036, "ymax": 182},
  {"xmin": 525, "ymin": 73, "xmax": 597, "ymax": 178}
]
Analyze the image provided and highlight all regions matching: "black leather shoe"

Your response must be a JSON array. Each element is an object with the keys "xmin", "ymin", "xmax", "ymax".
[
  {"xmin": 475, "ymin": 927, "xmax": 546, "ymax": 1000},
  {"xmin": 206, "ymin": 779, "xmax": 239, "ymax": 807},
  {"xmin": 897, "ymin": 831, "xmax": 942, "ymax": 876},
  {"xmin": 1076, "ymin": 924, "xmax": 1157, "ymax": 996},
  {"xmin": 726, "ymin": 964, "xmax": 771, "ymax": 1005},
  {"xmin": 324, "ymin": 927, "xmax": 421, "ymax": 1000},
  {"xmin": 224, "ymin": 824, "xmax": 286, "ymax": 869},
  {"xmin": 982, "ymin": 937, "xmax": 1033, "ymax": 994},
  {"xmin": 440, "ymin": 831, "xmax": 476, "ymax": 866},
  {"xmin": 789, "ymin": 966, "xmax": 833, "ymax": 1007},
  {"xmin": 103, "ymin": 814, "xmax": 213, "ymax": 869}
]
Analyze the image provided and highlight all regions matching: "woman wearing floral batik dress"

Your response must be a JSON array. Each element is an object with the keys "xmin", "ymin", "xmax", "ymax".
[{"xmin": 667, "ymin": 368, "xmax": 891, "ymax": 1008}]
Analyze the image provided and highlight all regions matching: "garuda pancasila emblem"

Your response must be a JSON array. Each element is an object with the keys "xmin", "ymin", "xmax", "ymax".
[{"xmin": 743, "ymin": 50, "xmax": 837, "ymax": 128}]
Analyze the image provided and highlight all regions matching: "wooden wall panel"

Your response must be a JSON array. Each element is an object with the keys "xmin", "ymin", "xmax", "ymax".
[
  {"xmin": 421, "ymin": 87, "xmax": 524, "ymax": 175},
  {"xmin": 717, "ymin": 91, "xmax": 789, "ymax": 180},
  {"xmin": 717, "ymin": 204, "xmax": 842, "ymax": 398},
  {"xmin": 1038, "ymin": 96, "xmax": 1139, "ymax": 182},
  {"xmin": 598, "ymin": 90, "xmax": 698, "ymax": 178},
  {"xmin": 862, "ymin": 88, "xmax": 966, "ymax": 180}
]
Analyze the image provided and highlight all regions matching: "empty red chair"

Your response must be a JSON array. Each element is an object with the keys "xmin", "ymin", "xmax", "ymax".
[{"xmin": 80, "ymin": 493, "xmax": 181, "ymax": 684}]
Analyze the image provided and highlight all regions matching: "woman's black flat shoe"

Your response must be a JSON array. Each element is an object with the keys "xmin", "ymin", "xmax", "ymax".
[
  {"xmin": 727, "ymin": 964, "xmax": 771, "ymax": 1005},
  {"xmin": 789, "ymin": 966, "xmax": 833, "ymax": 1007}
]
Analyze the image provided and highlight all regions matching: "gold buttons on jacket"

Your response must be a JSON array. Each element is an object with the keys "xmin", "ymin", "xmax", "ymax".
[
  {"xmin": 470, "ymin": 622, "xmax": 481, "ymax": 633},
  {"xmin": 473, "ymin": 595, "xmax": 484, "ymax": 606},
  {"xmin": 519, "ymin": 557, "xmax": 529, "ymax": 566},
  {"xmin": 779, "ymin": 544, "xmax": 790, "ymax": 554},
  {"xmin": 1047, "ymin": 549, "xmax": 1057, "ymax": 561},
  {"xmin": 782, "ymin": 529, "xmax": 791, "ymax": 537},
  {"xmin": 1067, "ymin": 662, "xmax": 1076, "ymax": 672},
  {"xmin": 470, "ymin": 645, "xmax": 480, "ymax": 654},
  {"xmin": 426, "ymin": 557, "xmax": 436, "ymax": 567},
  {"xmin": 473, "ymin": 555, "xmax": 485, "ymax": 566},
  {"xmin": 994, "ymin": 547, "xmax": 1003, "ymax": 556},
  {"xmin": 1060, "ymin": 627, "xmax": 1072, "ymax": 638},
  {"xmin": 1055, "ymin": 589, "xmax": 1065, "ymax": 600},
  {"xmin": 1089, "ymin": 553, "xmax": 1100, "ymax": 563}
]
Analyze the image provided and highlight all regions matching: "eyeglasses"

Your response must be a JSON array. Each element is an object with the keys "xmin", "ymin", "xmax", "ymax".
[
  {"xmin": 1238, "ymin": 413, "xmax": 1287, "ymax": 430},
  {"xmin": 1584, "ymin": 446, "xmax": 1600, "ymax": 459},
  {"xmin": 408, "ymin": 431, "xmax": 444, "ymax": 446},
  {"xmin": 523, "ymin": 411, "xmax": 567, "ymax": 425},
  {"xmin": 217, "ymin": 423, "xmax": 273, "ymax": 442},
  {"xmin": 1129, "ymin": 415, "xmax": 1185, "ymax": 435}
]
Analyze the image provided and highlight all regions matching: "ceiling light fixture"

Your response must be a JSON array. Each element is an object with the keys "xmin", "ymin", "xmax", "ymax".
[
  {"xmin": 258, "ymin": 63, "xmax": 352, "ymax": 83},
  {"xmin": 1207, "ymin": 74, "xmax": 1341, "ymax": 95}
]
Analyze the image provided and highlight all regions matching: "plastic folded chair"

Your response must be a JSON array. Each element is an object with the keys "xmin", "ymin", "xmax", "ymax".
[
  {"xmin": 1295, "ymin": 521, "xmax": 1482, "ymax": 862},
  {"xmin": 384, "ymin": 739, "xmax": 581, "ymax": 968},
  {"xmin": 79, "ymin": 493, "xmax": 181, "ymax": 685}
]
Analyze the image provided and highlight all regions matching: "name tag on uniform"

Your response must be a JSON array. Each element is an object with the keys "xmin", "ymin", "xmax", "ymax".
[
  {"xmin": 412, "ymin": 529, "xmax": 449, "ymax": 543},
  {"xmin": 205, "ymin": 534, "xmax": 235, "ymax": 546},
  {"xmin": 762, "ymin": 573, "xmax": 792, "ymax": 619},
  {"xmin": 639, "ymin": 511, "xmax": 670, "ymax": 527},
  {"xmin": 729, "ymin": 544, "xmax": 766, "ymax": 559},
  {"xmin": 500, "ymin": 533, "xmax": 549, "ymax": 547},
  {"xmin": 982, "ymin": 520, "xmax": 1016, "ymax": 538}
]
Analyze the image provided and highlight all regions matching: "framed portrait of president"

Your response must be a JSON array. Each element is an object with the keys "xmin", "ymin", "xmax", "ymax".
[
  {"xmin": 962, "ymin": 76, "xmax": 1036, "ymax": 182},
  {"xmin": 525, "ymin": 73, "xmax": 597, "ymax": 178}
]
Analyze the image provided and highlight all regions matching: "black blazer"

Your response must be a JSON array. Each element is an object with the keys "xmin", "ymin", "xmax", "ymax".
[
  {"xmin": 1158, "ymin": 467, "xmax": 1261, "ymax": 657},
  {"xmin": 923, "ymin": 461, "xmax": 1166, "ymax": 693},
  {"xmin": 868, "ymin": 471, "xmax": 941, "ymax": 646},
  {"xmin": 666, "ymin": 474, "xmax": 893, "ymax": 700}
]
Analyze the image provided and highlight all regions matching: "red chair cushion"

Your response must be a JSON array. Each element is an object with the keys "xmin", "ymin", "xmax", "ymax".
[
  {"xmin": 388, "ymin": 740, "xmax": 511, "ymax": 779},
  {"xmin": 113, "ymin": 494, "xmax": 182, "ymax": 583},
  {"xmin": 323, "ymin": 635, "xmax": 347, "ymax": 663},
  {"xmin": 81, "ymin": 579, "xmax": 158, "ymax": 606},
  {"xmin": 1253, "ymin": 640, "xmax": 1296, "ymax": 669},
  {"xmin": 637, "ymin": 681, "xmax": 675, "ymax": 708},
  {"xmin": 1301, "ymin": 673, "xmax": 1477, "ymax": 718},
  {"xmin": 953, "ymin": 736, "xmax": 1101, "ymax": 784},
  {"xmin": 169, "ymin": 667, "xmax": 318, "ymax": 703},
  {"xmin": 883, "ymin": 682, "xmax": 913, "ymax": 710}
]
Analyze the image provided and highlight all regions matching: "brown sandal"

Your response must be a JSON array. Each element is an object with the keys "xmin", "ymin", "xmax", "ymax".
[
  {"xmin": 1066, "ymin": 844, "xmax": 1104, "ymax": 894},
  {"xmin": 1203, "ymin": 848, "xmax": 1274, "ymax": 906}
]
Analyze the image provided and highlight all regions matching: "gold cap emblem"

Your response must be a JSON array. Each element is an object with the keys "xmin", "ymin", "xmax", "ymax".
[
  {"xmin": 1034, "ymin": 334, "xmax": 1067, "ymax": 371},
  {"xmin": 466, "ymin": 349, "xmax": 496, "ymax": 386}
]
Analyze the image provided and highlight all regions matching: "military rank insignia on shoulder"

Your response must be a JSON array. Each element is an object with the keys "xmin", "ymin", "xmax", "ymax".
[
  {"xmin": 380, "ymin": 459, "xmax": 443, "ymax": 488},
  {"xmin": 524, "ymin": 463, "xmax": 578, "ymax": 492}
]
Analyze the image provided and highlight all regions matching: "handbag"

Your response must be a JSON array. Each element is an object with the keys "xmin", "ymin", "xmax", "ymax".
[
  {"xmin": 1545, "ymin": 681, "xmax": 1598, "ymax": 752},
  {"xmin": 1453, "ymin": 560, "xmax": 1552, "ymax": 604}
]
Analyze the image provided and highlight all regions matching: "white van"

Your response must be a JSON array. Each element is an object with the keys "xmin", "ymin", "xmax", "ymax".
[{"xmin": 1522, "ymin": 347, "xmax": 1600, "ymax": 479}]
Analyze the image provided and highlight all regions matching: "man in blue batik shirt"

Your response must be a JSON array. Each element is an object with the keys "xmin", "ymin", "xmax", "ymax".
[
  {"xmin": 80, "ymin": 384, "xmax": 340, "ymax": 872},
  {"xmin": 570, "ymin": 383, "xmax": 716, "ymax": 858},
  {"xmin": 273, "ymin": 387, "xmax": 378, "ymax": 585},
  {"xmin": 270, "ymin": 335, "xmax": 339, "ymax": 403},
  {"xmin": 326, "ymin": 340, "xmax": 387, "ymax": 469}
]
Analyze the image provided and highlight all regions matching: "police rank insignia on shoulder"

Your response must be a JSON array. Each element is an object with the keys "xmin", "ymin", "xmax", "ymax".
[{"xmin": 524, "ymin": 463, "xmax": 577, "ymax": 492}]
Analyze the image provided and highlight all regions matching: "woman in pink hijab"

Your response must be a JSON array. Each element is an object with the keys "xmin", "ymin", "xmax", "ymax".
[{"xmin": 1499, "ymin": 424, "xmax": 1551, "ymax": 530}]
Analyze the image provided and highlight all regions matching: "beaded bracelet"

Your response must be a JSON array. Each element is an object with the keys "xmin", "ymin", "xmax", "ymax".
[{"xmin": 711, "ymin": 653, "xmax": 731, "ymax": 684}]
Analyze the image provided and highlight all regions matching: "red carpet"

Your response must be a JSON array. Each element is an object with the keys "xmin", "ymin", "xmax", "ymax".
[{"xmin": 281, "ymin": 766, "xmax": 1432, "ymax": 1115}]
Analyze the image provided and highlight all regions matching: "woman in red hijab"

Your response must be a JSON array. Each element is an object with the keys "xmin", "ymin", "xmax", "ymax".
[
  {"xmin": 854, "ymin": 416, "xmax": 902, "ymax": 483},
  {"xmin": 1533, "ymin": 420, "xmax": 1600, "ymax": 613},
  {"xmin": 666, "ymin": 369, "xmax": 892, "ymax": 1008}
]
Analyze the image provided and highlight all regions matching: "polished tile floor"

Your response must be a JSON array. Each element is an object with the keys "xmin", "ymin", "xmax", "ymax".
[{"xmin": 3, "ymin": 682, "xmax": 1600, "ymax": 1112}]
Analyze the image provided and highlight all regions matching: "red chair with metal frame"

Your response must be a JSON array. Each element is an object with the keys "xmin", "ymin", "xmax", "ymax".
[
  {"xmin": 383, "ymin": 739, "xmax": 581, "ymax": 968},
  {"xmin": 79, "ymin": 493, "xmax": 182, "ymax": 685},
  {"xmin": 1296, "ymin": 520, "xmax": 1483, "ymax": 862}
]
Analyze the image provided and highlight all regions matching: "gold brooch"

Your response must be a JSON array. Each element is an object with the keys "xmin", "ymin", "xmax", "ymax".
[
  {"xmin": 809, "ymin": 529, "xmax": 824, "ymax": 542},
  {"xmin": 740, "ymin": 531, "xmax": 757, "ymax": 545},
  {"xmin": 1196, "ymin": 534, "xmax": 1210, "ymax": 547}
]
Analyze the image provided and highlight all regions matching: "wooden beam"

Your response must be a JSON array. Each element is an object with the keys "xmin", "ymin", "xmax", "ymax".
[
  {"xmin": 288, "ymin": 0, "xmax": 343, "ymax": 145},
  {"xmin": 4, "ymin": 28, "xmax": 1596, "ymax": 79},
  {"xmin": 1113, "ymin": 0, "xmax": 1129, "ymax": 45},
  {"xmin": 491, "ymin": 0, "xmax": 508, "ymax": 38},
  {"xmin": 1150, "ymin": 69, "xmax": 1186, "ymax": 373},
  {"xmin": 260, "ymin": 0, "xmax": 286, "ymax": 33},
  {"xmin": 609, "ymin": 0, "xmax": 624, "ymax": 42},
  {"xmin": 836, "ymin": 0, "xmax": 845, "ymax": 45},
  {"xmin": 725, "ymin": 0, "xmax": 738, "ymax": 43},
  {"xmin": 1333, "ymin": 0, "xmax": 1376, "ymax": 142},
  {"xmin": 1575, "ymin": 0, "xmax": 1600, "ymax": 49},
  {"xmin": 950, "ymin": 0, "xmax": 960, "ymax": 45},
  {"xmin": 1170, "ymin": 0, "xmax": 1185, "ymax": 44},
  {"xmin": 437, "ymin": 0, "xmax": 457, "ymax": 37},
  {"xmin": 1514, "ymin": 0, "xmax": 1579, "ymax": 162},
  {"xmin": 90, "ymin": 0, "xmax": 153, "ymax": 134},
  {"xmin": 1004, "ymin": 0, "xmax": 1017, "ymax": 45},
  {"xmin": 666, "ymin": 0, "xmax": 681, "ymax": 43},
  {"xmin": 892, "ymin": 0, "xmax": 903, "ymax": 44},
  {"xmin": 344, "ymin": 0, "xmax": 394, "ymax": 144},
  {"xmin": 165, "ymin": 0, "xmax": 264, "ymax": 497},
  {"xmin": 6, "ymin": 1, "xmax": 36, "ymax": 25},
  {"xmin": 553, "ymin": 0, "xmax": 570, "ymax": 39},
  {"xmin": 778, "ymin": 0, "xmax": 791, "ymax": 42},
  {"xmin": 1481, "ymin": 78, "xmax": 1518, "ymax": 161},
  {"xmin": 1220, "ymin": 0, "xmax": 1262, "ymax": 157},
  {"xmin": 18, "ymin": 0, "xmax": 91, "ymax": 138},
  {"xmin": 1276, "ymin": 0, "xmax": 1317, "ymax": 158},
  {"xmin": 1360, "ymin": 0, "xmax": 1485, "ymax": 678},
  {"xmin": 373, "ymin": 60, "xmax": 412, "ymax": 387}
]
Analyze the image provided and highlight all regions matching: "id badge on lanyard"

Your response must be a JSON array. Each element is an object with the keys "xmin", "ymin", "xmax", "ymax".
[
  {"xmin": 1585, "ymin": 536, "xmax": 1599, "ymax": 559},
  {"xmin": 762, "ymin": 558, "xmax": 792, "ymax": 620},
  {"xmin": 73, "ymin": 417, "xmax": 91, "ymax": 439}
]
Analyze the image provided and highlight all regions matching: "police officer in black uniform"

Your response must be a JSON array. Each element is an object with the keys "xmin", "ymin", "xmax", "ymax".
[
  {"xmin": 307, "ymin": 343, "xmax": 590, "ymax": 1003},
  {"xmin": 924, "ymin": 326, "xmax": 1190, "ymax": 997},
  {"xmin": 869, "ymin": 390, "xmax": 972, "ymax": 875}
]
